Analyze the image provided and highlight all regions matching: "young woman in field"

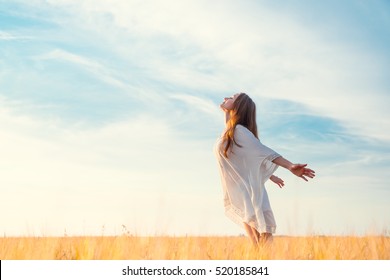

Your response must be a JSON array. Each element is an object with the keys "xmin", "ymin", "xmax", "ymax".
[{"xmin": 214, "ymin": 93, "xmax": 315, "ymax": 246}]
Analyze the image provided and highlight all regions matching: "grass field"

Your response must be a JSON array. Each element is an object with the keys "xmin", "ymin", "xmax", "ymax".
[{"xmin": 1, "ymin": 235, "xmax": 389, "ymax": 260}]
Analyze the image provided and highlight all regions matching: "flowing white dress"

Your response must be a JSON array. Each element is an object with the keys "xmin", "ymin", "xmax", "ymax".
[{"xmin": 214, "ymin": 125, "xmax": 281, "ymax": 233}]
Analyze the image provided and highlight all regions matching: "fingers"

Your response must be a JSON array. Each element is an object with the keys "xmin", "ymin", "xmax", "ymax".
[
  {"xmin": 305, "ymin": 168, "xmax": 315, "ymax": 175},
  {"xmin": 301, "ymin": 169, "xmax": 315, "ymax": 181},
  {"xmin": 301, "ymin": 175, "xmax": 308, "ymax": 182},
  {"xmin": 303, "ymin": 168, "xmax": 315, "ymax": 178},
  {"xmin": 305, "ymin": 171, "xmax": 315, "ymax": 178}
]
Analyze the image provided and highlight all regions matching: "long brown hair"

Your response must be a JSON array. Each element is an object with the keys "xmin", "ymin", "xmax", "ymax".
[{"xmin": 222, "ymin": 93, "xmax": 258, "ymax": 157}]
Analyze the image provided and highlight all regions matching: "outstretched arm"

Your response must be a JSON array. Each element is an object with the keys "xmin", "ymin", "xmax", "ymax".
[{"xmin": 272, "ymin": 156, "xmax": 315, "ymax": 181}]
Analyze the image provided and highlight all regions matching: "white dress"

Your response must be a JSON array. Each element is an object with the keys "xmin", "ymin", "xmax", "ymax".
[{"xmin": 214, "ymin": 124, "xmax": 281, "ymax": 233}]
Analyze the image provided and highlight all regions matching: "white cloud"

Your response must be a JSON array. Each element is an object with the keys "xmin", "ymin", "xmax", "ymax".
[
  {"xmin": 170, "ymin": 94, "xmax": 219, "ymax": 118},
  {"xmin": 36, "ymin": 49, "xmax": 134, "ymax": 92},
  {"xmin": 0, "ymin": 98, "xmax": 223, "ymax": 235},
  {"xmin": 0, "ymin": 31, "xmax": 18, "ymax": 40},
  {"xmin": 0, "ymin": 31, "xmax": 32, "ymax": 40},
  {"xmin": 37, "ymin": 0, "xmax": 390, "ymax": 142}
]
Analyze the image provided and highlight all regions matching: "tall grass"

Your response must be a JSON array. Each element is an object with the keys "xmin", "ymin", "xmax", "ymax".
[{"xmin": 1, "ymin": 235, "xmax": 389, "ymax": 260}]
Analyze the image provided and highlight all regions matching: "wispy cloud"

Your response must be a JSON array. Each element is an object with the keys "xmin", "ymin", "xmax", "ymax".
[
  {"xmin": 170, "ymin": 94, "xmax": 219, "ymax": 118},
  {"xmin": 0, "ymin": 31, "xmax": 32, "ymax": 40},
  {"xmin": 36, "ymin": 49, "xmax": 147, "ymax": 97},
  {"xmin": 0, "ymin": 97, "xmax": 221, "ymax": 235},
  {"xmin": 37, "ymin": 0, "xmax": 390, "ymax": 142}
]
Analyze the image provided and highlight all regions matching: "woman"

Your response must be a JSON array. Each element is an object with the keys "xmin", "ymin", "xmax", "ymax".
[{"xmin": 214, "ymin": 93, "xmax": 315, "ymax": 245}]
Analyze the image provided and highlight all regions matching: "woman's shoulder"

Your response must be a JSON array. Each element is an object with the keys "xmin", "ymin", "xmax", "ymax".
[
  {"xmin": 235, "ymin": 124, "xmax": 253, "ymax": 138},
  {"xmin": 235, "ymin": 124, "xmax": 259, "ymax": 142},
  {"xmin": 235, "ymin": 124, "xmax": 249, "ymax": 133}
]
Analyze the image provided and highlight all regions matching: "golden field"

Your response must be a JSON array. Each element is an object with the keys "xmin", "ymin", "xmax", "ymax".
[{"xmin": 0, "ymin": 235, "xmax": 389, "ymax": 260}]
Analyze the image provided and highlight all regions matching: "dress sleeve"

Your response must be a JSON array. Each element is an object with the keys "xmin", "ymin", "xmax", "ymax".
[
  {"xmin": 235, "ymin": 125, "xmax": 280, "ymax": 161},
  {"xmin": 235, "ymin": 125, "xmax": 280, "ymax": 182}
]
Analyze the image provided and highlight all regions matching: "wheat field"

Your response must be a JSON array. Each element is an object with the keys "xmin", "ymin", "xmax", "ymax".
[{"xmin": 0, "ymin": 235, "xmax": 389, "ymax": 260}]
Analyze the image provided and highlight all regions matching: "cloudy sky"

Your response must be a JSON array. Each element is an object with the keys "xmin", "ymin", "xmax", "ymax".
[{"xmin": 1, "ymin": 0, "xmax": 389, "ymax": 237}]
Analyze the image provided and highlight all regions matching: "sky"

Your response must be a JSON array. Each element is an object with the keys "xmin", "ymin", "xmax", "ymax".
[{"xmin": 1, "ymin": 0, "xmax": 389, "ymax": 237}]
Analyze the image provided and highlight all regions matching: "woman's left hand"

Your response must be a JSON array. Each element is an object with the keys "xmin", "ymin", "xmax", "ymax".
[{"xmin": 270, "ymin": 175, "xmax": 284, "ymax": 188}]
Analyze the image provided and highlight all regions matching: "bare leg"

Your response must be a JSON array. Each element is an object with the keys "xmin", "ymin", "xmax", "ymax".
[
  {"xmin": 243, "ymin": 223, "xmax": 259, "ymax": 245},
  {"xmin": 251, "ymin": 227, "xmax": 261, "ymax": 244},
  {"xmin": 260, "ymin": 232, "xmax": 273, "ymax": 245}
]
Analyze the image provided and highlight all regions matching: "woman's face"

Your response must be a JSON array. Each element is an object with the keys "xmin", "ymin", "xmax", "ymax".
[{"xmin": 220, "ymin": 93, "xmax": 240, "ymax": 111}]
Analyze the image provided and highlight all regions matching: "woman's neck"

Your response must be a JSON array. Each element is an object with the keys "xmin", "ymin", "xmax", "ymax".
[{"xmin": 224, "ymin": 111, "xmax": 231, "ymax": 125}]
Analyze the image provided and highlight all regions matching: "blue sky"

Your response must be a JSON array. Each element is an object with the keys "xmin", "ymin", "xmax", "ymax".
[{"xmin": 1, "ymin": 0, "xmax": 389, "ymax": 236}]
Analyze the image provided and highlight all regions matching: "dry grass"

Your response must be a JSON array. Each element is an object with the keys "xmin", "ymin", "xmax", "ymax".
[{"xmin": 0, "ymin": 235, "xmax": 389, "ymax": 260}]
